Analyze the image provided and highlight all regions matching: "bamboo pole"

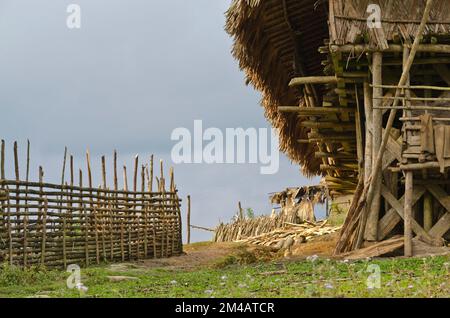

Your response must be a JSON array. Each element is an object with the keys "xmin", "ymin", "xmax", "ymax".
[
  {"xmin": 40, "ymin": 198, "xmax": 48, "ymax": 266},
  {"xmin": 101, "ymin": 156, "xmax": 107, "ymax": 189},
  {"xmin": 365, "ymin": 52, "xmax": 383, "ymax": 241},
  {"xmin": 363, "ymin": 83, "xmax": 373, "ymax": 184},
  {"xmin": 86, "ymin": 150, "xmax": 92, "ymax": 188},
  {"xmin": 187, "ymin": 195, "xmax": 191, "ymax": 244},
  {"xmin": 133, "ymin": 155, "xmax": 139, "ymax": 193},
  {"xmin": 13, "ymin": 142, "xmax": 20, "ymax": 225},
  {"xmin": 80, "ymin": 169, "xmax": 89, "ymax": 267},
  {"xmin": 141, "ymin": 165, "xmax": 147, "ymax": 258},
  {"xmin": 238, "ymin": 201, "xmax": 243, "ymax": 220},
  {"xmin": 353, "ymin": 0, "xmax": 434, "ymax": 250},
  {"xmin": 404, "ymin": 172, "xmax": 414, "ymax": 257},
  {"xmin": 23, "ymin": 140, "xmax": 30, "ymax": 267},
  {"xmin": 423, "ymin": 192, "xmax": 433, "ymax": 232},
  {"xmin": 113, "ymin": 150, "xmax": 118, "ymax": 191},
  {"xmin": 6, "ymin": 189, "xmax": 12, "ymax": 265},
  {"xmin": 123, "ymin": 166, "xmax": 128, "ymax": 191},
  {"xmin": 169, "ymin": 167, "xmax": 174, "ymax": 192}
]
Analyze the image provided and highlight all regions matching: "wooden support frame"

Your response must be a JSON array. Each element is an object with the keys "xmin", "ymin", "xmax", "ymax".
[{"xmin": 365, "ymin": 52, "xmax": 383, "ymax": 241}]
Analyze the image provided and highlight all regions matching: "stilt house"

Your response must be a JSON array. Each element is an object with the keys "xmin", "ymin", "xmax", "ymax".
[{"xmin": 226, "ymin": 0, "xmax": 450, "ymax": 256}]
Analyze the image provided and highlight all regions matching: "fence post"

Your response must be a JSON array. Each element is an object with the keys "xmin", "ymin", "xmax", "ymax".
[{"xmin": 187, "ymin": 195, "xmax": 191, "ymax": 244}]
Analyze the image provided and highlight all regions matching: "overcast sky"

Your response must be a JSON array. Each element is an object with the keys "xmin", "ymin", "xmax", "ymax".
[{"xmin": 0, "ymin": 0, "xmax": 321, "ymax": 242}]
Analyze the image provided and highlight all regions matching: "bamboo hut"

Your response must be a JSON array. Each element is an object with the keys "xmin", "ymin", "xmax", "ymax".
[{"xmin": 226, "ymin": 0, "xmax": 450, "ymax": 257}]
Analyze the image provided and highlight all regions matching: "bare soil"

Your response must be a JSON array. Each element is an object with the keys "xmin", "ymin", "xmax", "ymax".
[{"xmin": 108, "ymin": 235, "xmax": 339, "ymax": 273}]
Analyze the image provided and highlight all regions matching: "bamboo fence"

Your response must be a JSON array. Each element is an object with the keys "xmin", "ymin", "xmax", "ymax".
[{"xmin": 0, "ymin": 140, "xmax": 183, "ymax": 268}]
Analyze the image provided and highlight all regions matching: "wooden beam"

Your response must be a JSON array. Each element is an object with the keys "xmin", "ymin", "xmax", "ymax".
[
  {"xmin": 379, "ymin": 185, "xmax": 430, "ymax": 241},
  {"xmin": 315, "ymin": 152, "xmax": 355, "ymax": 159},
  {"xmin": 330, "ymin": 44, "xmax": 450, "ymax": 54},
  {"xmin": 289, "ymin": 76, "xmax": 337, "ymax": 87},
  {"xmin": 423, "ymin": 192, "xmax": 433, "ymax": 232},
  {"xmin": 429, "ymin": 213, "xmax": 450, "ymax": 239},
  {"xmin": 278, "ymin": 106, "xmax": 355, "ymax": 114},
  {"xmin": 425, "ymin": 185, "xmax": 450, "ymax": 239},
  {"xmin": 300, "ymin": 121, "xmax": 355, "ymax": 130}
]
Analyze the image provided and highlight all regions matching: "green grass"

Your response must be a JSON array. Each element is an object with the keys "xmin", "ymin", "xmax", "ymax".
[{"xmin": 0, "ymin": 254, "xmax": 448, "ymax": 298}]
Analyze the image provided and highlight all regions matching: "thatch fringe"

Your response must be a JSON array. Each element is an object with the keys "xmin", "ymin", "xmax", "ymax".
[{"xmin": 225, "ymin": 0, "xmax": 324, "ymax": 177}]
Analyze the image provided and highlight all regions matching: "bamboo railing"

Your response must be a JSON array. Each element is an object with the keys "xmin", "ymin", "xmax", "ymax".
[{"xmin": 0, "ymin": 140, "xmax": 183, "ymax": 268}]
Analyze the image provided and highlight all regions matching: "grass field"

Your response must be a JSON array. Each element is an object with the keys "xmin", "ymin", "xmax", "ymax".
[{"xmin": 0, "ymin": 243, "xmax": 448, "ymax": 298}]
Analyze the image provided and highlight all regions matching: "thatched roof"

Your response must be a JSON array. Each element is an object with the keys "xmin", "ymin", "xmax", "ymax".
[
  {"xmin": 331, "ymin": 0, "xmax": 450, "ymax": 48},
  {"xmin": 226, "ymin": 0, "xmax": 329, "ymax": 177}
]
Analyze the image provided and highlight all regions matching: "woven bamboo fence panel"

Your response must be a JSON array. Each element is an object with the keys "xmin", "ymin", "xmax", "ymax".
[
  {"xmin": 0, "ymin": 140, "xmax": 183, "ymax": 268},
  {"xmin": 0, "ymin": 180, "xmax": 182, "ymax": 268}
]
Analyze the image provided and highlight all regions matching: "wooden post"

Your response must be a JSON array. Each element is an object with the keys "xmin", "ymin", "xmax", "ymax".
[
  {"xmin": 423, "ymin": 192, "xmax": 433, "ymax": 232},
  {"xmin": 187, "ymin": 195, "xmax": 191, "ymax": 244},
  {"xmin": 6, "ymin": 190, "xmax": 12, "ymax": 265},
  {"xmin": 365, "ymin": 51, "xmax": 383, "ymax": 241},
  {"xmin": 13, "ymin": 141, "xmax": 19, "ymax": 181},
  {"xmin": 404, "ymin": 171, "xmax": 414, "ymax": 257},
  {"xmin": 101, "ymin": 155, "xmax": 107, "ymax": 189},
  {"xmin": 123, "ymin": 166, "xmax": 128, "ymax": 191},
  {"xmin": 23, "ymin": 140, "xmax": 30, "ymax": 267},
  {"xmin": 86, "ymin": 150, "xmax": 92, "ymax": 188},
  {"xmin": 13, "ymin": 142, "xmax": 20, "ymax": 226},
  {"xmin": 133, "ymin": 155, "xmax": 139, "ymax": 193},
  {"xmin": 363, "ymin": 82, "xmax": 373, "ymax": 184},
  {"xmin": 169, "ymin": 167, "xmax": 174, "ymax": 192},
  {"xmin": 80, "ymin": 170, "xmax": 89, "ymax": 267},
  {"xmin": 113, "ymin": 150, "xmax": 118, "ymax": 191},
  {"xmin": 61, "ymin": 147, "xmax": 67, "ymax": 185},
  {"xmin": 238, "ymin": 201, "xmax": 244, "ymax": 220},
  {"xmin": 0, "ymin": 139, "xmax": 5, "ymax": 180},
  {"xmin": 41, "ymin": 198, "xmax": 48, "ymax": 266}
]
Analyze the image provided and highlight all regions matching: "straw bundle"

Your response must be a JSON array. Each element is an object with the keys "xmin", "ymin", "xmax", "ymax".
[
  {"xmin": 225, "ymin": 0, "xmax": 329, "ymax": 177},
  {"xmin": 236, "ymin": 221, "xmax": 341, "ymax": 249}
]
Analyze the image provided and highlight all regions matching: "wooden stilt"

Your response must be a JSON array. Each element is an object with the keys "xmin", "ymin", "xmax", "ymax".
[
  {"xmin": 404, "ymin": 171, "xmax": 414, "ymax": 257},
  {"xmin": 365, "ymin": 52, "xmax": 383, "ymax": 241},
  {"xmin": 363, "ymin": 82, "xmax": 373, "ymax": 184},
  {"xmin": 101, "ymin": 155, "xmax": 107, "ymax": 189},
  {"xmin": 187, "ymin": 195, "xmax": 191, "ymax": 244},
  {"xmin": 423, "ymin": 192, "xmax": 433, "ymax": 232}
]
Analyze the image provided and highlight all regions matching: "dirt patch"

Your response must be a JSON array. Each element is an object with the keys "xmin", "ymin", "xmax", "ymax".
[
  {"xmin": 110, "ymin": 242, "xmax": 248, "ymax": 271},
  {"xmin": 290, "ymin": 232, "xmax": 338, "ymax": 259},
  {"xmin": 108, "ymin": 237, "xmax": 338, "ymax": 273}
]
